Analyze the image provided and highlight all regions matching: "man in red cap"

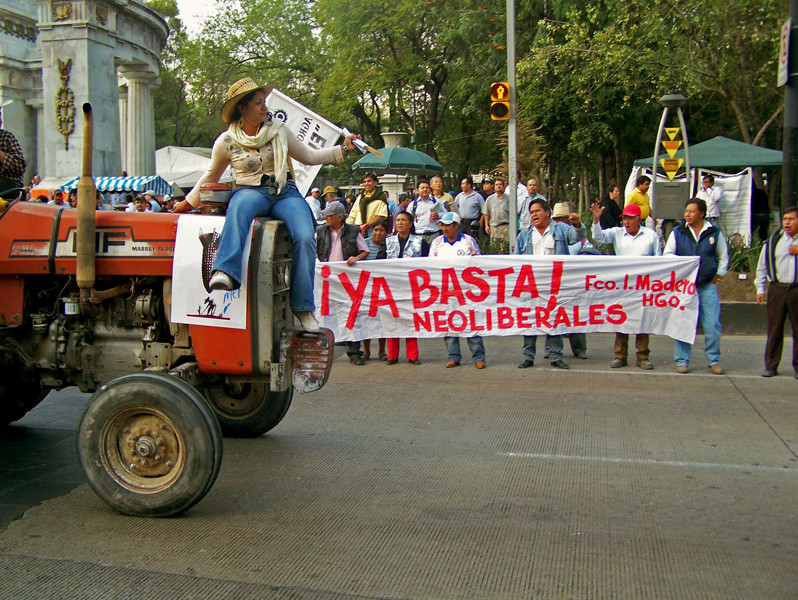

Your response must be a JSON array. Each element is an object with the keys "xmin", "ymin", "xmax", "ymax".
[{"xmin": 590, "ymin": 200, "xmax": 662, "ymax": 369}]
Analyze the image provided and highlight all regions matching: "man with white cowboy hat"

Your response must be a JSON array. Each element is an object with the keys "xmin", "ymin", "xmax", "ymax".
[
  {"xmin": 173, "ymin": 77, "xmax": 362, "ymax": 332},
  {"xmin": 0, "ymin": 99, "xmax": 26, "ymax": 196}
]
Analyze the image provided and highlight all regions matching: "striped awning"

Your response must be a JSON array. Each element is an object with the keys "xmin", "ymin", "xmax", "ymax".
[{"xmin": 60, "ymin": 175, "xmax": 172, "ymax": 196}]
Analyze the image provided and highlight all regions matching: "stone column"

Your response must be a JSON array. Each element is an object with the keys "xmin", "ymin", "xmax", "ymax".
[
  {"xmin": 119, "ymin": 68, "xmax": 158, "ymax": 176},
  {"xmin": 118, "ymin": 84, "xmax": 128, "ymax": 173}
]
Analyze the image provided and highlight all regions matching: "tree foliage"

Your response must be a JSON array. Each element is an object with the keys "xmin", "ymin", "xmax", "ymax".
[{"xmin": 153, "ymin": 0, "xmax": 788, "ymax": 193}]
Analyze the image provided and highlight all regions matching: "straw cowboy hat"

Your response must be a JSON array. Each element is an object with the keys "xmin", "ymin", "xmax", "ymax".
[{"xmin": 220, "ymin": 77, "xmax": 273, "ymax": 124}]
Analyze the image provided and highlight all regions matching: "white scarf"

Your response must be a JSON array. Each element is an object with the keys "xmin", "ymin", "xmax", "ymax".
[{"xmin": 226, "ymin": 119, "xmax": 290, "ymax": 193}]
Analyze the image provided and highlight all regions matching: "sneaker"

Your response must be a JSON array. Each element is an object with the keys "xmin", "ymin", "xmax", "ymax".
[
  {"xmin": 761, "ymin": 369, "xmax": 777, "ymax": 378},
  {"xmin": 551, "ymin": 360, "xmax": 570, "ymax": 370},
  {"xmin": 676, "ymin": 365, "xmax": 689, "ymax": 374},
  {"xmin": 209, "ymin": 270, "xmax": 235, "ymax": 291},
  {"xmin": 475, "ymin": 361, "xmax": 486, "ymax": 369},
  {"xmin": 636, "ymin": 360, "xmax": 653, "ymax": 370},
  {"xmin": 709, "ymin": 364, "xmax": 724, "ymax": 375},
  {"xmin": 446, "ymin": 360, "xmax": 459, "ymax": 368},
  {"xmin": 610, "ymin": 358, "xmax": 627, "ymax": 368},
  {"xmin": 517, "ymin": 359, "xmax": 534, "ymax": 369},
  {"xmin": 294, "ymin": 311, "xmax": 319, "ymax": 332}
]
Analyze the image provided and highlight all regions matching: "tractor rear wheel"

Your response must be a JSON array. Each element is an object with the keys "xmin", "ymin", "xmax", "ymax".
[{"xmin": 204, "ymin": 381, "xmax": 293, "ymax": 438}]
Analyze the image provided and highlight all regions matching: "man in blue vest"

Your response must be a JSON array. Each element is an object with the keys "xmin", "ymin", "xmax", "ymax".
[
  {"xmin": 664, "ymin": 198, "xmax": 729, "ymax": 374},
  {"xmin": 755, "ymin": 206, "xmax": 798, "ymax": 378}
]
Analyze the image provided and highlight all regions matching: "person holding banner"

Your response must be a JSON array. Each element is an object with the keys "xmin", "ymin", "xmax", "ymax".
[
  {"xmin": 384, "ymin": 211, "xmax": 428, "ymax": 365},
  {"xmin": 173, "ymin": 77, "xmax": 360, "ymax": 333},
  {"xmin": 430, "ymin": 212, "xmax": 486, "ymax": 369},
  {"xmin": 514, "ymin": 198, "xmax": 586, "ymax": 370},
  {"xmin": 591, "ymin": 201, "xmax": 661, "ymax": 370},
  {"xmin": 664, "ymin": 198, "xmax": 728, "ymax": 374},
  {"xmin": 316, "ymin": 201, "xmax": 370, "ymax": 364}
]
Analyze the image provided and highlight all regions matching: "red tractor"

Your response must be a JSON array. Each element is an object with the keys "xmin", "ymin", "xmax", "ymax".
[{"xmin": 0, "ymin": 105, "xmax": 334, "ymax": 516}]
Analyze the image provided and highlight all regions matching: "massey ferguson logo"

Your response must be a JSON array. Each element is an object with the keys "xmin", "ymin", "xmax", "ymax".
[{"xmin": 9, "ymin": 227, "xmax": 175, "ymax": 258}]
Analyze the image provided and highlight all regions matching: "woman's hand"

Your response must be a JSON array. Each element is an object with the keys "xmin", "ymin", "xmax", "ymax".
[
  {"xmin": 172, "ymin": 199, "xmax": 193, "ymax": 213},
  {"xmin": 343, "ymin": 134, "xmax": 362, "ymax": 152}
]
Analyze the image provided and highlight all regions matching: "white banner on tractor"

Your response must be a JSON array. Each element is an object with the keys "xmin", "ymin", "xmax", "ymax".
[
  {"xmin": 315, "ymin": 255, "xmax": 701, "ymax": 343},
  {"xmin": 265, "ymin": 89, "xmax": 342, "ymax": 197},
  {"xmin": 171, "ymin": 214, "xmax": 252, "ymax": 329}
]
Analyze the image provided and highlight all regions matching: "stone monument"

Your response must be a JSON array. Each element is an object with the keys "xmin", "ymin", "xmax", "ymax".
[{"xmin": 0, "ymin": 0, "xmax": 167, "ymax": 187}]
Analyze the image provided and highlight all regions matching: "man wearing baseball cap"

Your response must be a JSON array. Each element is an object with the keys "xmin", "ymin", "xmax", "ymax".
[
  {"xmin": 430, "ymin": 212, "xmax": 486, "ymax": 369},
  {"xmin": 316, "ymin": 200, "xmax": 370, "ymax": 365},
  {"xmin": 591, "ymin": 200, "xmax": 662, "ymax": 369},
  {"xmin": 305, "ymin": 187, "xmax": 323, "ymax": 223}
]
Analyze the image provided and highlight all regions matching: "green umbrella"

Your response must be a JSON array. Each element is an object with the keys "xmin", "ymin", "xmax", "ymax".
[{"xmin": 352, "ymin": 147, "xmax": 444, "ymax": 175}]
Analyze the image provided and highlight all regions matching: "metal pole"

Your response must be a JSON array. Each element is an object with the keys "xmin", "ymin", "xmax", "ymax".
[
  {"xmin": 677, "ymin": 107, "xmax": 690, "ymax": 183},
  {"xmin": 782, "ymin": 0, "xmax": 798, "ymax": 212},
  {"xmin": 507, "ymin": 0, "xmax": 518, "ymax": 249}
]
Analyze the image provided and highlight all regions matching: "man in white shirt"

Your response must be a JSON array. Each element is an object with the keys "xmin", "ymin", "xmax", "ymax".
[
  {"xmin": 514, "ymin": 198, "xmax": 585, "ymax": 370},
  {"xmin": 591, "ymin": 201, "xmax": 661, "ymax": 369},
  {"xmin": 305, "ymin": 187, "xmax": 323, "ymax": 223},
  {"xmin": 695, "ymin": 174, "xmax": 723, "ymax": 226},
  {"xmin": 755, "ymin": 206, "xmax": 798, "ymax": 378},
  {"xmin": 430, "ymin": 212, "xmax": 485, "ymax": 369}
]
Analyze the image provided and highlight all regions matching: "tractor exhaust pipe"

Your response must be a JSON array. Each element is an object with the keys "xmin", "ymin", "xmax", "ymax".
[{"xmin": 76, "ymin": 103, "xmax": 96, "ymax": 312}]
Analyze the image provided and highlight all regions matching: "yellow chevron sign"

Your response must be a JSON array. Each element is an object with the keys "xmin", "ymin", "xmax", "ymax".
[
  {"xmin": 662, "ymin": 140, "xmax": 682, "ymax": 158},
  {"xmin": 664, "ymin": 128, "xmax": 681, "ymax": 141},
  {"xmin": 660, "ymin": 158, "xmax": 684, "ymax": 180}
]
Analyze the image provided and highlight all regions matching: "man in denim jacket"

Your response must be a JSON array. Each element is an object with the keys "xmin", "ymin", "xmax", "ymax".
[{"xmin": 514, "ymin": 198, "xmax": 585, "ymax": 369}]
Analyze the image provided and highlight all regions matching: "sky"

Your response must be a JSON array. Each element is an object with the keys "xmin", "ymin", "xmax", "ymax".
[{"xmin": 174, "ymin": 0, "xmax": 219, "ymax": 36}]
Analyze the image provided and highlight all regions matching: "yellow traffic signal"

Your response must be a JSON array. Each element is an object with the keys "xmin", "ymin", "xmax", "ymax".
[{"xmin": 490, "ymin": 82, "xmax": 510, "ymax": 121}]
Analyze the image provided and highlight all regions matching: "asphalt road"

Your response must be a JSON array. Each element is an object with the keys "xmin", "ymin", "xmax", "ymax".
[{"xmin": 1, "ymin": 334, "xmax": 796, "ymax": 599}]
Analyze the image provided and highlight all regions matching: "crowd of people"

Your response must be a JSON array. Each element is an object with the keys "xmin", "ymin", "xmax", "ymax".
[
  {"xmin": 314, "ymin": 170, "xmax": 796, "ymax": 381},
  {"xmin": 14, "ymin": 181, "xmax": 179, "ymax": 213},
  {"xmin": 3, "ymin": 77, "xmax": 793, "ymax": 379}
]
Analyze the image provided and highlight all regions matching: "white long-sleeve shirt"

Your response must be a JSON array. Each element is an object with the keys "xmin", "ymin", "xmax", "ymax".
[
  {"xmin": 754, "ymin": 231, "xmax": 798, "ymax": 293},
  {"xmin": 592, "ymin": 221, "xmax": 661, "ymax": 257}
]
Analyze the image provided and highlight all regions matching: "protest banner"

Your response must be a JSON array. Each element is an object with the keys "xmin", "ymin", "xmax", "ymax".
[
  {"xmin": 265, "ymin": 89, "xmax": 342, "ymax": 196},
  {"xmin": 314, "ymin": 255, "xmax": 701, "ymax": 343}
]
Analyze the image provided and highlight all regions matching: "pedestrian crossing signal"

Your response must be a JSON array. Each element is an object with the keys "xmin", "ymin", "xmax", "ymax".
[{"xmin": 490, "ymin": 82, "xmax": 510, "ymax": 121}]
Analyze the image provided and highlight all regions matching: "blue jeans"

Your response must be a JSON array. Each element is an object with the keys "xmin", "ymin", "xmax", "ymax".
[
  {"xmin": 212, "ymin": 181, "xmax": 316, "ymax": 312},
  {"xmin": 444, "ymin": 336, "xmax": 485, "ymax": 364},
  {"xmin": 524, "ymin": 334, "xmax": 564, "ymax": 362},
  {"xmin": 675, "ymin": 283, "xmax": 721, "ymax": 366}
]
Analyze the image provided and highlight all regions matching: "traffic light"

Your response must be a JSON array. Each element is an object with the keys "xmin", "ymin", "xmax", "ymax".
[{"xmin": 490, "ymin": 82, "xmax": 510, "ymax": 121}]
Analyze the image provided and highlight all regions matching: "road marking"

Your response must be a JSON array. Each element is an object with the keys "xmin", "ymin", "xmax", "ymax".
[{"xmin": 500, "ymin": 452, "xmax": 798, "ymax": 474}]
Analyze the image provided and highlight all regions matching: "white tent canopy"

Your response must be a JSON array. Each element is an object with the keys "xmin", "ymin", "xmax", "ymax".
[
  {"xmin": 155, "ymin": 146, "xmax": 232, "ymax": 192},
  {"xmin": 626, "ymin": 166, "xmax": 753, "ymax": 243}
]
